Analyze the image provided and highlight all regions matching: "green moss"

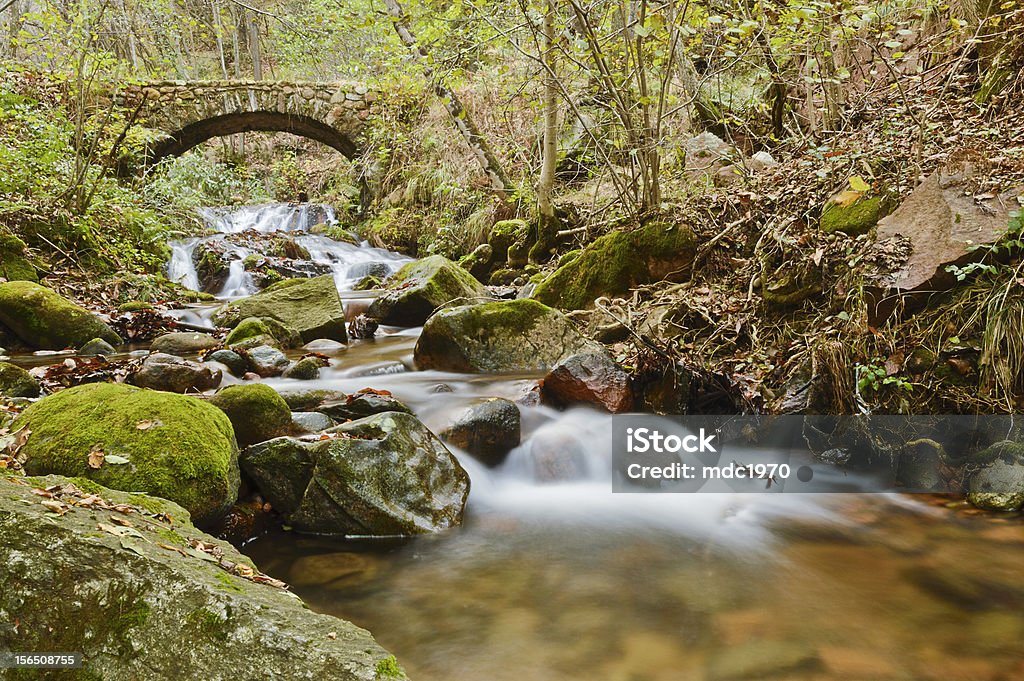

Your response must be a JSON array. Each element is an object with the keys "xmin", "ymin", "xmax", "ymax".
[
  {"xmin": 489, "ymin": 219, "xmax": 527, "ymax": 261},
  {"xmin": 367, "ymin": 255, "xmax": 488, "ymax": 326},
  {"xmin": 13, "ymin": 383, "xmax": 239, "ymax": 526},
  {"xmin": 0, "ymin": 361, "xmax": 40, "ymax": 397},
  {"xmin": 212, "ymin": 275, "xmax": 348, "ymax": 344},
  {"xmin": 354, "ymin": 275, "xmax": 382, "ymax": 291},
  {"xmin": 375, "ymin": 655, "xmax": 405, "ymax": 679},
  {"xmin": 0, "ymin": 234, "xmax": 38, "ymax": 282},
  {"xmin": 489, "ymin": 268, "xmax": 519, "ymax": 286},
  {"xmin": 318, "ymin": 225, "xmax": 360, "ymax": 245},
  {"xmin": 185, "ymin": 608, "xmax": 232, "ymax": 642},
  {"xmin": 819, "ymin": 197, "xmax": 883, "ymax": 235},
  {"xmin": 762, "ymin": 269, "xmax": 821, "ymax": 307},
  {"xmin": 225, "ymin": 316, "xmax": 301, "ymax": 349},
  {"xmin": 209, "ymin": 383, "xmax": 293, "ymax": 448},
  {"xmin": 214, "ymin": 570, "xmax": 245, "ymax": 593},
  {"xmin": 533, "ymin": 222, "xmax": 696, "ymax": 310},
  {"xmin": 0, "ymin": 281, "xmax": 122, "ymax": 349}
]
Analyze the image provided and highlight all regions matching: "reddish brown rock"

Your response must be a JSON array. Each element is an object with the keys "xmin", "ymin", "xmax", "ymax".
[{"xmin": 541, "ymin": 351, "xmax": 633, "ymax": 413}]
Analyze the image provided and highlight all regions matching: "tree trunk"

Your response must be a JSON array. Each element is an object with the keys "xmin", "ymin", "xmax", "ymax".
[
  {"xmin": 531, "ymin": 0, "xmax": 561, "ymax": 262},
  {"xmin": 382, "ymin": 0, "xmax": 514, "ymax": 198}
]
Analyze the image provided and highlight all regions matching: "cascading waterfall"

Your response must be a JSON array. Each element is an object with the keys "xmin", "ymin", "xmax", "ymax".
[{"xmin": 165, "ymin": 203, "xmax": 411, "ymax": 297}]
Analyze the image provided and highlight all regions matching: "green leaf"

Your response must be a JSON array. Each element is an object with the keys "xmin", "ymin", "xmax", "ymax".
[
  {"xmin": 849, "ymin": 176, "xmax": 871, "ymax": 192},
  {"xmin": 105, "ymin": 454, "xmax": 131, "ymax": 465}
]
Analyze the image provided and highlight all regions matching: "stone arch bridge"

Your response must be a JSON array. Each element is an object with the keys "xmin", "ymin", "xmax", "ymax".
[{"xmin": 116, "ymin": 80, "xmax": 379, "ymax": 165}]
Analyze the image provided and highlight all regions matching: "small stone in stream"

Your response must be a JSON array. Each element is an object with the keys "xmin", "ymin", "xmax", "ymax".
[
  {"xmin": 304, "ymin": 339, "xmax": 346, "ymax": 352},
  {"xmin": 210, "ymin": 383, "xmax": 293, "ymax": 447},
  {"xmin": 352, "ymin": 275, "xmax": 382, "ymax": 291},
  {"xmin": 78, "ymin": 337, "xmax": 116, "ymax": 356},
  {"xmin": 430, "ymin": 383, "xmax": 454, "ymax": 393},
  {"xmin": 291, "ymin": 411, "xmax": 335, "ymax": 434},
  {"xmin": 244, "ymin": 345, "xmax": 290, "ymax": 378},
  {"xmin": 541, "ymin": 351, "xmax": 634, "ymax": 413},
  {"xmin": 319, "ymin": 390, "xmax": 412, "ymax": 421},
  {"xmin": 347, "ymin": 361, "xmax": 407, "ymax": 378},
  {"xmin": 205, "ymin": 348, "xmax": 247, "ymax": 377},
  {"xmin": 282, "ymin": 356, "xmax": 328, "ymax": 380},
  {"xmin": 0, "ymin": 360, "xmax": 40, "ymax": 397},
  {"xmin": 150, "ymin": 331, "xmax": 220, "ymax": 356},
  {"xmin": 526, "ymin": 429, "xmax": 588, "ymax": 481},
  {"xmin": 241, "ymin": 411, "xmax": 469, "ymax": 535},
  {"xmin": 133, "ymin": 352, "xmax": 222, "ymax": 393},
  {"xmin": 242, "ymin": 372, "xmax": 260, "ymax": 381},
  {"xmin": 347, "ymin": 261, "xmax": 392, "ymax": 281},
  {"xmin": 278, "ymin": 388, "xmax": 347, "ymax": 411},
  {"xmin": 439, "ymin": 398, "xmax": 521, "ymax": 467},
  {"xmin": 348, "ymin": 314, "xmax": 378, "ymax": 339}
]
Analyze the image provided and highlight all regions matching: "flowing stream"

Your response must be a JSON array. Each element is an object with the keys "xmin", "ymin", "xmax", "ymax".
[{"xmin": 73, "ymin": 205, "xmax": 1024, "ymax": 678}]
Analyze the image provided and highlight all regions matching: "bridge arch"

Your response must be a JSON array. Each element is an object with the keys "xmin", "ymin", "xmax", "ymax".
[
  {"xmin": 149, "ymin": 111, "xmax": 358, "ymax": 164},
  {"xmin": 117, "ymin": 80, "xmax": 376, "ymax": 166}
]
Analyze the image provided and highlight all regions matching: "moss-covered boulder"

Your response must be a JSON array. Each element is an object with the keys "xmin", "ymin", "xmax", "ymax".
[
  {"xmin": 241, "ymin": 411, "xmax": 469, "ymax": 535},
  {"xmin": 0, "ymin": 281, "xmax": 121, "ymax": 350},
  {"xmin": 366, "ymin": 255, "xmax": 488, "ymax": 327},
  {"xmin": 12, "ymin": 383, "xmax": 239, "ymax": 526},
  {"xmin": 209, "ymin": 384, "xmax": 293, "ymax": 448},
  {"xmin": 0, "ymin": 475, "xmax": 399, "ymax": 680},
  {"xmin": 0, "ymin": 234, "xmax": 37, "ymax": 282},
  {"xmin": 819, "ymin": 196, "xmax": 883, "ymax": 235},
  {"xmin": 282, "ymin": 355, "xmax": 328, "ymax": 380},
  {"xmin": 533, "ymin": 222, "xmax": 697, "ymax": 310},
  {"xmin": 224, "ymin": 316, "xmax": 302, "ymax": 350},
  {"xmin": 457, "ymin": 243, "xmax": 494, "ymax": 281},
  {"xmin": 150, "ymin": 332, "xmax": 220, "ymax": 356},
  {"xmin": 489, "ymin": 219, "xmax": 528, "ymax": 262},
  {"xmin": 414, "ymin": 299, "xmax": 599, "ymax": 373},
  {"xmin": 212, "ymin": 275, "xmax": 347, "ymax": 343},
  {"xmin": 0, "ymin": 361, "xmax": 40, "ymax": 397}
]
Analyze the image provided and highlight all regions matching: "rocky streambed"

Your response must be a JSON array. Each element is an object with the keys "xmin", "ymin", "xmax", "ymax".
[{"xmin": 2, "ymin": 204, "xmax": 1023, "ymax": 680}]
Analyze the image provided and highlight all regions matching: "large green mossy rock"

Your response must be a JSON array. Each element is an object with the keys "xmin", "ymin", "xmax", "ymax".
[
  {"xmin": 0, "ymin": 474, "xmax": 399, "ymax": 680},
  {"xmin": 12, "ymin": 383, "xmax": 239, "ymax": 526},
  {"xmin": 819, "ymin": 196, "xmax": 883, "ymax": 235},
  {"xmin": 241, "ymin": 411, "xmax": 469, "ymax": 536},
  {"xmin": 533, "ymin": 222, "xmax": 697, "ymax": 310},
  {"xmin": 0, "ymin": 234, "xmax": 37, "ymax": 282},
  {"xmin": 366, "ymin": 255, "xmax": 488, "ymax": 326},
  {"xmin": 212, "ymin": 275, "xmax": 347, "ymax": 343},
  {"xmin": 209, "ymin": 384, "xmax": 293, "ymax": 448},
  {"xmin": 0, "ymin": 361, "xmax": 40, "ymax": 397},
  {"xmin": 414, "ymin": 299, "xmax": 598, "ymax": 373},
  {"xmin": 0, "ymin": 281, "xmax": 121, "ymax": 350}
]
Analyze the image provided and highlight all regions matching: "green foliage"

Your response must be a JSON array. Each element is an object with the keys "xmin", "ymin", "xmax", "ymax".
[
  {"xmin": 143, "ymin": 153, "xmax": 271, "ymax": 229},
  {"xmin": 374, "ymin": 654, "xmax": 405, "ymax": 679},
  {"xmin": 856, "ymin": 359, "xmax": 913, "ymax": 394}
]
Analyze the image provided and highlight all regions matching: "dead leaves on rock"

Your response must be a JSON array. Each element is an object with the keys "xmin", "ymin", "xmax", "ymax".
[
  {"xmin": 13, "ymin": 479, "xmax": 290, "ymax": 591},
  {"xmin": 0, "ymin": 425, "xmax": 31, "ymax": 471}
]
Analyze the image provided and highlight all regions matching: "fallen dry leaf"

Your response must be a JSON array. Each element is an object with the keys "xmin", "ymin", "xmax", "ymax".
[{"xmin": 87, "ymin": 445, "xmax": 105, "ymax": 469}]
